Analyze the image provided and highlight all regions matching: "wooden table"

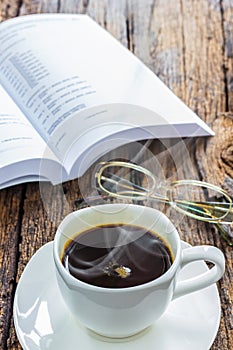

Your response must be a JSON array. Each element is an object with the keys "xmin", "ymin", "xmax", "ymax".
[{"xmin": 0, "ymin": 1, "xmax": 232, "ymax": 349}]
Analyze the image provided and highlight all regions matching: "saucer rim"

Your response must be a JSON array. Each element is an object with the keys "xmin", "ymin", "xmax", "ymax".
[{"xmin": 13, "ymin": 240, "xmax": 221, "ymax": 350}]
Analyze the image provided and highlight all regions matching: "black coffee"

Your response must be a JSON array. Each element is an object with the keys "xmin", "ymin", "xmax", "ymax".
[{"xmin": 62, "ymin": 224, "xmax": 173, "ymax": 288}]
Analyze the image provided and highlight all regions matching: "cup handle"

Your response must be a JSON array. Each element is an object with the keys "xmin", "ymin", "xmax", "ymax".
[{"xmin": 172, "ymin": 245, "xmax": 225, "ymax": 300}]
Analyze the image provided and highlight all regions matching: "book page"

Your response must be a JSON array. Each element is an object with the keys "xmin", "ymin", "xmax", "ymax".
[
  {"xmin": 0, "ymin": 84, "xmax": 47, "ymax": 167},
  {"xmin": 0, "ymin": 14, "xmax": 108, "ymax": 154}
]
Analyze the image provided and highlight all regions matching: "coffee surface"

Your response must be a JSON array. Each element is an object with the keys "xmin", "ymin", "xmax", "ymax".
[{"xmin": 62, "ymin": 224, "xmax": 173, "ymax": 288}]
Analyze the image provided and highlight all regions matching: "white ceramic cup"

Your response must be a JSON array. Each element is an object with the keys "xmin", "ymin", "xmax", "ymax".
[{"xmin": 53, "ymin": 204, "xmax": 225, "ymax": 338}]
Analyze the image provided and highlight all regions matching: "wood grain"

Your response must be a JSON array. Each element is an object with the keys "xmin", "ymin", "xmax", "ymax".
[
  {"xmin": 0, "ymin": 0, "xmax": 232, "ymax": 349},
  {"xmin": 0, "ymin": 186, "xmax": 25, "ymax": 349}
]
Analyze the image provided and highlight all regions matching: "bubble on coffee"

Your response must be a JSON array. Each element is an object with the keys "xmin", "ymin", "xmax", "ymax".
[{"xmin": 62, "ymin": 224, "xmax": 173, "ymax": 288}]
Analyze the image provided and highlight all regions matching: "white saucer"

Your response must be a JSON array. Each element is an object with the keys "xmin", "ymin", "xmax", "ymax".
[{"xmin": 13, "ymin": 241, "xmax": 221, "ymax": 350}]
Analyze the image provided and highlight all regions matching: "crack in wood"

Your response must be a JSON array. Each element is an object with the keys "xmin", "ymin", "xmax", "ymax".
[
  {"xmin": 179, "ymin": 0, "xmax": 187, "ymax": 83},
  {"xmin": 125, "ymin": 17, "xmax": 134, "ymax": 52},
  {"xmin": 219, "ymin": 0, "xmax": 229, "ymax": 112},
  {"xmin": 57, "ymin": 0, "xmax": 61, "ymax": 12},
  {"xmin": 16, "ymin": 0, "xmax": 23, "ymax": 16}
]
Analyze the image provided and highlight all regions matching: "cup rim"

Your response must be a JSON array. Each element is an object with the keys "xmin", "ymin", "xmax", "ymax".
[{"xmin": 53, "ymin": 204, "xmax": 181, "ymax": 292}]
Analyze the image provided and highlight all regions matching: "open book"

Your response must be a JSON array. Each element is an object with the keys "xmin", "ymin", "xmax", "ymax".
[{"xmin": 0, "ymin": 14, "xmax": 213, "ymax": 189}]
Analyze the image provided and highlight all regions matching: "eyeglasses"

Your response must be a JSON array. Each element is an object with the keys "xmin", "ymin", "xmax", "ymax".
[{"xmin": 94, "ymin": 161, "xmax": 233, "ymax": 245}]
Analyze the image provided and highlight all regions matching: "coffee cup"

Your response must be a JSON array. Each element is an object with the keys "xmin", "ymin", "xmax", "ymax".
[{"xmin": 53, "ymin": 204, "xmax": 225, "ymax": 338}]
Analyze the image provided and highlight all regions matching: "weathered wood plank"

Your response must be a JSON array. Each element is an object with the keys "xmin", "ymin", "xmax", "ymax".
[
  {"xmin": 0, "ymin": 186, "xmax": 25, "ymax": 349},
  {"xmin": 179, "ymin": 2, "xmax": 233, "ymax": 349},
  {"xmin": 6, "ymin": 181, "xmax": 74, "ymax": 349}
]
